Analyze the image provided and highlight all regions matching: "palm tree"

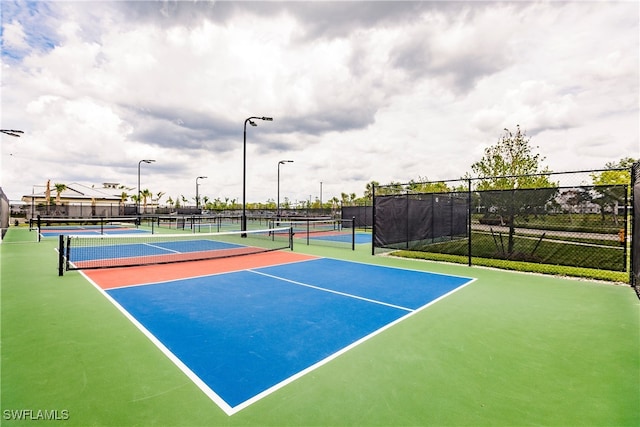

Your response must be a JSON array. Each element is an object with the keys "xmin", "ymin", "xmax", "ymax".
[
  {"xmin": 119, "ymin": 191, "xmax": 129, "ymax": 215},
  {"xmin": 53, "ymin": 183, "xmax": 67, "ymax": 205},
  {"xmin": 156, "ymin": 191, "xmax": 166, "ymax": 205},
  {"xmin": 141, "ymin": 189, "xmax": 152, "ymax": 213}
]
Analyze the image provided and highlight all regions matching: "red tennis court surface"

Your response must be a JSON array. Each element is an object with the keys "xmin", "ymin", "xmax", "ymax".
[{"xmin": 85, "ymin": 251, "xmax": 319, "ymax": 289}]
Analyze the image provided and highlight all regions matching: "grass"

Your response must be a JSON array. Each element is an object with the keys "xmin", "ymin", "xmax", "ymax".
[
  {"xmin": 397, "ymin": 230, "xmax": 627, "ymax": 275},
  {"xmin": 474, "ymin": 212, "xmax": 624, "ymax": 234},
  {"xmin": 392, "ymin": 250, "xmax": 629, "ymax": 283}
]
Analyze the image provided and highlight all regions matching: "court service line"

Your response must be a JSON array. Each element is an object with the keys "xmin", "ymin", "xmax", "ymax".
[
  {"xmin": 78, "ymin": 270, "xmax": 236, "ymax": 415},
  {"xmin": 142, "ymin": 242, "xmax": 182, "ymax": 254},
  {"xmin": 247, "ymin": 269, "xmax": 414, "ymax": 312}
]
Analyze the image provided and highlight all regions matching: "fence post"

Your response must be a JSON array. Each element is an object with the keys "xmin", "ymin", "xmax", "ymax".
[
  {"xmin": 371, "ymin": 185, "xmax": 376, "ymax": 255},
  {"xmin": 467, "ymin": 178, "xmax": 472, "ymax": 266},
  {"xmin": 631, "ymin": 162, "xmax": 640, "ymax": 293},
  {"xmin": 405, "ymin": 191, "xmax": 409, "ymax": 250},
  {"xmin": 352, "ymin": 216, "xmax": 356, "ymax": 251}
]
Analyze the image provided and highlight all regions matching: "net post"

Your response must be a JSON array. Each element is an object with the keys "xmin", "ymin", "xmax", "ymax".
[
  {"xmin": 37, "ymin": 215, "xmax": 42, "ymax": 242},
  {"xmin": 289, "ymin": 226, "xmax": 294, "ymax": 250},
  {"xmin": 58, "ymin": 234, "xmax": 65, "ymax": 276},
  {"xmin": 65, "ymin": 236, "xmax": 71, "ymax": 272}
]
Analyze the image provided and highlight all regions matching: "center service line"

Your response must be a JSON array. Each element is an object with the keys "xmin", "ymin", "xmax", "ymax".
[{"xmin": 248, "ymin": 269, "xmax": 413, "ymax": 312}]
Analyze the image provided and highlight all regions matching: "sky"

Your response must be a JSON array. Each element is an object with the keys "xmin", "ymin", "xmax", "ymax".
[{"xmin": 1, "ymin": 0, "xmax": 638, "ymax": 206}]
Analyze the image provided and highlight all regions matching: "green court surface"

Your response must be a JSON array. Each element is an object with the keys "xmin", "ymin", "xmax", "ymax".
[{"xmin": 1, "ymin": 227, "xmax": 638, "ymax": 426}]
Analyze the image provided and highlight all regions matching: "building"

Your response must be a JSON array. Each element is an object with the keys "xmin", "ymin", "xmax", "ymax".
[{"xmin": 21, "ymin": 182, "xmax": 135, "ymax": 219}]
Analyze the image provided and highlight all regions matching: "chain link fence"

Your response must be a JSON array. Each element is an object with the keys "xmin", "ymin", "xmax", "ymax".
[
  {"xmin": 374, "ymin": 168, "xmax": 632, "ymax": 279},
  {"xmin": 0, "ymin": 188, "xmax": 9, "ymax": 239}
]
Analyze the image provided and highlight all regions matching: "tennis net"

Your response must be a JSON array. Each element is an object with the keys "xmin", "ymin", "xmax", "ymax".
[
  {"xmin": 58, "ymin": 227, "xmax": 293, "ymax": 275},
  {"xmin": 270, "ymin": 218, "xmax": 342, "ymax": 234},
  {"xmin": 270, "ymin": 218, "xmax": 357, "ymax": 250},
  {"xmin": 34, "ymin": 217, "xmax": 139, "ymax": 241}
]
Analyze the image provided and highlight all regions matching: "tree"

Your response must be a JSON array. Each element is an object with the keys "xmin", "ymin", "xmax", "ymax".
[
  {"xmin": 53, "ymin": 183, "xmax": 67, "ymax": 216},
  {"xmin": 470, "ymin": 125, "xmax": 558, "ymax": 257},
  {"xmin": 156, "ymin": 191, "xmax": 166, "ymax": 205},
  {"xmin": 590, "ymin": 157, "xmax": 637, "ymax": 225},
  {"xmin": 119, "ymin": 191, "xmax": 129, "ymax": 215},
  {"xmin": 364, "ymin": 181, "xmax": 379, "ymax": 201},
  {"xmin": 141, "ymin": 189, "xmax": 153, "ymax": 213},
  {"xmin": 407, "ymin": 177, "xmax": 451, "ymax": 193},
  {"xmin": 53, "ymin": 183, "xmax": 67, "ymax": 205},
  {"xmin": 374, "ymin": 181, "xmax": 405, "ymax": 196}
]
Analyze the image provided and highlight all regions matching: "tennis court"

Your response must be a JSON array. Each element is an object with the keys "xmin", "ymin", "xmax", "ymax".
[
  {"xmin": 84, "ymin": 250, "xmax": 473, "ymax": 414},
  {"xmin": 57, "ymin": 226, "xmax": 472, "ymax": 413},
  {"xmin": 1, "ymin": 226, "xmax": 638, "ymax": 426}
]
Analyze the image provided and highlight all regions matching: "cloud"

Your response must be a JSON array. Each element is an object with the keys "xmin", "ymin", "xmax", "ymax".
[
  {"xmin": 1, "ymin": 0, "xmax": 638, "ymax": 205},
  {"xmin": 390, "ymin": 3, "xmax": 523, "ymax": 94}
]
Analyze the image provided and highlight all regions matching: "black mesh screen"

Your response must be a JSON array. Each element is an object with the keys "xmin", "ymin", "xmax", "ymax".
[
  {"xmin": 341, "ymin": 205, "xmax": 373, "ymax": 228},
  {"xmin": 374, "ymin": 192, "xmax": 468, "ymax": 250},
  {"xmin": 632, "ymin": 162, "xmax": 640, "ymax": 294}
]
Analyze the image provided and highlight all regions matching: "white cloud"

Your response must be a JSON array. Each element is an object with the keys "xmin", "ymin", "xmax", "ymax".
[
  {"xmin": 2, "ymin": 20, "xmax": 29, "ymax": 50},
  {"xmin": 1, "ymin": 0, "xmax": 638, "ymax": 205}
]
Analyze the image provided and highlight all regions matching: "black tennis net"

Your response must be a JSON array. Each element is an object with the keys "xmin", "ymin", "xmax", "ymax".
[
  {"xmin": 34, "ymin": 217, "xmax": 139, "ymax": 241},
  {"xmin": 58, "ymin": 227, "xmax": 293, "ymax": 275}
]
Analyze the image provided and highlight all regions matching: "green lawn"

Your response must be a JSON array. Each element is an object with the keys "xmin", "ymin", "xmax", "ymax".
[{"xmin": 406, "ymin": 231, "xmax": 626, "ymax": 272}]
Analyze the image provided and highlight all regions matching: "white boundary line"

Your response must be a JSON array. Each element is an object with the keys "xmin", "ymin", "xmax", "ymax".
[
  {"xmin": 78, "ymin": 261, "xmax": 476, "ymax": 416},
  {"xmin": 79, "ymin": 270, "xmax": 235, "ymax": 415},
  {"xmin": 229, "ymin": 275, "xmax": 477, "ymax": 414}
]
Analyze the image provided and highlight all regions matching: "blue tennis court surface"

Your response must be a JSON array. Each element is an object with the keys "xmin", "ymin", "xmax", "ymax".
[
  {"xmin": 308, "ymin": 232, "xmax": 371, "ymax": 244},
  {"xmin": 104, "ymin": 258, "xmax": 473, "ymax": 414}
]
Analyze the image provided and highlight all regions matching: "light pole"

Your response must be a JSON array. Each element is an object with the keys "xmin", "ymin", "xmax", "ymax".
[
  {"xmin": 0, "ymin": 129, "xmax": 23, "ymax": 137},
  {"xmin": 196, "ymin": 176, "xmax": 207, "ymax": 211},
  {"xmin": 137, "ymin": 159, "xmax": 155, "ymax": 217},
  {"xmin": 277, "ymin": 160, "xmax": 294, "ymax": 219},
  {"xmin": 242, "ymin": 116, "xmax": 273, "ymax": 233}
]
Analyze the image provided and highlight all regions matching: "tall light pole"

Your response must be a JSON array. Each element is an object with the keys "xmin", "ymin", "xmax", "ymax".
[
  {"xmin": 277, "ymin": 160, "xmax": 294, "ymax": 219},
  {"xmin": 137, "ymin": 159, "xmax": 155, "ymax": 217},
  {"xmin": 196, "ymin": 176, "xmax": 207, "ymax": 210},
  {"xmin": 0, "ymin": 129, "xmax": 23, "ymax": 137},
  {"xmin": 242, "ymin": 116, "xmax": 273, "ymax": 233},
  {"xmin": 320, "ymin": 181, "xmax": 323, "ymax": 211}
]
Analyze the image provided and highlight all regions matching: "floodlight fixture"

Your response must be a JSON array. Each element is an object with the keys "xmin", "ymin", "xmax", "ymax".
[
  {"xmin": 0, "ymin": 129, "xmax": 24, "ymax": 137},
  {"xmin": 242, "ymin": 116, "xmax": 274, "ymax": 233}
]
